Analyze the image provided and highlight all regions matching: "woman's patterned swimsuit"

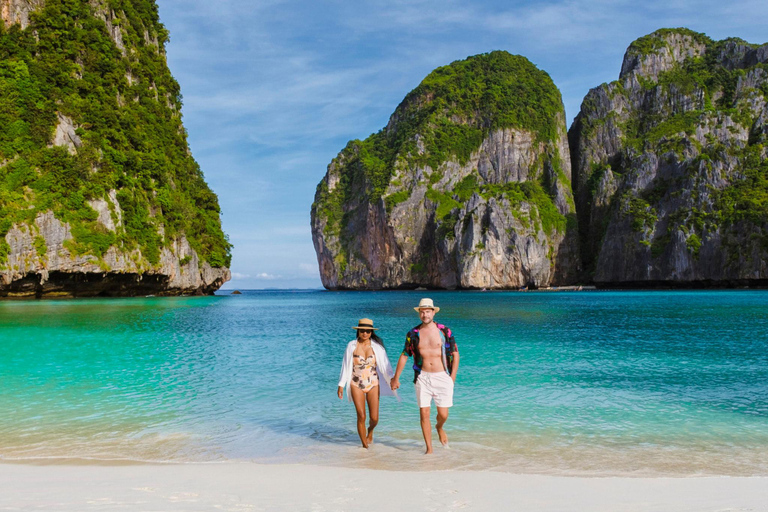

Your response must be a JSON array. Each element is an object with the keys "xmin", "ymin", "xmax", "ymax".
[{"xmin": 351, "ymin": 354, "xmax": 379, "ymax": 392}]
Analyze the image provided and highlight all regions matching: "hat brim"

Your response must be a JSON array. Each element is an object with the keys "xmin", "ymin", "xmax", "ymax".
[{"xmin": 414, "ymin": 306, "xmax": 440, "ymax": 313}]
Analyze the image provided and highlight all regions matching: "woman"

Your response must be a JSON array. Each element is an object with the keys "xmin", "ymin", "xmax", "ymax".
[{"xmin": 337, "ymin": 318, "xmax": 397, "ymax": 448}]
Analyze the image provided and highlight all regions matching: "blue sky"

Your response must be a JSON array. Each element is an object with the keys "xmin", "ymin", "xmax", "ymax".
[{"xmin": 156, "ymin": 0, "xmax": 767, "ymax": 290}]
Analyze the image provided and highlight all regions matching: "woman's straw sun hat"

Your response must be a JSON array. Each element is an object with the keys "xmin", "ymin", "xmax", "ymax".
[{"xmin": 352, "ymin": 318, "xmax": 379, "ymax": 330}]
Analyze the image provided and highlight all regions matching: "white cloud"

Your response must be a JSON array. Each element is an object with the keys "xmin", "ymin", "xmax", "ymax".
[
  {"xmin": 231, "ymin": 272, "xmax": 251, "ymax": 279},
  {"xmin": 255, "ymin": 273, "xmax": 282, "ymax": 280}
]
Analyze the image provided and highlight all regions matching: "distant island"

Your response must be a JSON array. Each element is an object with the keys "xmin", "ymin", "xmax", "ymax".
[
  {"xmin": 311, "ymin": 28, "xmax": 768, "ymax": 290},
  {"xmin": 0, "ymin": 0, "xmax": 230, "ymax": 297}
]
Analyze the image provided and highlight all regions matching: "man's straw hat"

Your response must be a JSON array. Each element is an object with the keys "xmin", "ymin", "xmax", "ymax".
[{"xmin": 414, "ymin": 298, "xmax": 440, "ymax": 313}]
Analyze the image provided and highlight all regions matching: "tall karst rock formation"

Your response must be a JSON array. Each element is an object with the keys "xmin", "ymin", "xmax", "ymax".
[
  {"xmin": 570, "ymin": 29, "xmax": 768, "ymax": 286},
  {"xmin": 311, "ymin": 51, "xmax": 579, "ymax": 290},
  {"xmin": 0, "ymin": 0, "xmax": 230, "ymax": 297}
]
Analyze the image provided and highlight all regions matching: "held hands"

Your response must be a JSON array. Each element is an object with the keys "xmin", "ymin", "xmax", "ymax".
[
  {"xmin": 337, "ymin": 386, "xmax": 343, "ymax": 399},
  {"xmin": 390, "ymin": 378, "xmax": 400, "ymax": 391}
]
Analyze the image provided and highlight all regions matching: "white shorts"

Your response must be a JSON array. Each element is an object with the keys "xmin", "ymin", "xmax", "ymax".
[{"xmin": 415, "ymin": 371, "xmax": 454, "ymax": 408}]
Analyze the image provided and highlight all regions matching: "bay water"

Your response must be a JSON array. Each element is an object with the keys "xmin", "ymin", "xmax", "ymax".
[{"xmin": 1, "ymin": 290, "xmax": 767, "ymax": 475}]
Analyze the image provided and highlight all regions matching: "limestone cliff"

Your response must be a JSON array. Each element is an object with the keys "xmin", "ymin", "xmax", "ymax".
[
  {"xmin": 569, "ymin": 28, "xmax": 768, "ymax": 285},
  {"xmin": 312, "ymin": 51, "xmax": 579, "ymax": 290},
  {"xmin": 0, "ymin": 0, "xmax": 230, "ymax": 297}
]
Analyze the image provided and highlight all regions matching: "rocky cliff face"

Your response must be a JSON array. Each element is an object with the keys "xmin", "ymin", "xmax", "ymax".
[
  {"xmin": 1, "ymin": 0, "xmax": 42, "ymax": 29},
  {"xmin": 0, "ymin": 0, "xmax": 230, "ymax": 297},
  {"xmin": 2, "ymin": 209, "xmax": 228, "ymax": 297},
  {"xmin": 569, "ymin": 29, "xmax": 768, "ymax": 285},
  {"xmin": 312, "ymin": 51, "xmax": 579, "ymax": 290}
]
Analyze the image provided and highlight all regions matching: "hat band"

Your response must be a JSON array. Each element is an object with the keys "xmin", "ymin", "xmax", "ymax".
[{"xmin": 358, "ymin": 323, "xmax": 373, "ymax": 328}]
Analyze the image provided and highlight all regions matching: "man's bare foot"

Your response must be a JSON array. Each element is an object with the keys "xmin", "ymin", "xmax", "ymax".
[{"xmin": 437, "ymin": 426, "xmax": 448, "ymax": 447}]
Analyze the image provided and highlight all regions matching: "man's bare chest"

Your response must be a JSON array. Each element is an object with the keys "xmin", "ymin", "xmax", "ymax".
[{"xmin": 418, "ymin": 330, "xmax": 443, "ymax": 355}]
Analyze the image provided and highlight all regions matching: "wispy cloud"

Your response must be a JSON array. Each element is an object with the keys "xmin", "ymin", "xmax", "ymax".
[{"xmin": 298, "ymin": 263, "xmax": 318, "ymax": 276}]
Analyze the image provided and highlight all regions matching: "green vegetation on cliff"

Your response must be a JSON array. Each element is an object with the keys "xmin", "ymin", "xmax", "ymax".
[
  {"xmin": 0, "ymin": 0, "xmax": 230, "ymax": 268},
  {"xmin": 626, "ymin": 28, "xmax": 712, "ymax": 59},
  {"xmin": 717, "ymin": 144, "xmax": 768, "ymax": 226},
  {"xmin": 397, "ymin": 51, "xmax": 563, "ymax": 170},
  {"xmin": 575, "ymin": 28, "xmax": 768, "ymax": 274},
  {"xmin": 315, "ymin": 50, "xmax": 567, "ymax": 240},
  {"xmin": 627, "ymin": 32, "xmax": 768, "ymax": 244},
  {"xmin": 620, "ymin": 29, "xmax": 768, "ymax": 145}
]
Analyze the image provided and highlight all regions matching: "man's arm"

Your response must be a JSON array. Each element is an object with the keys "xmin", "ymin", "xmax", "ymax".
[
  {"xmin": 450, "ymin": 350, "xmax": 459, "ymax": 382},
  {"xmin": 390, "ymin": 353, "xmax": 408, "ymax": 390}
]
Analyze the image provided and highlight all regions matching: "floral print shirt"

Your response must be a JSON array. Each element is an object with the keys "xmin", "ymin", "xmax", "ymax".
[{"xmin": 402, "ymin": 323, "xmax": 458, "ymax": 383}]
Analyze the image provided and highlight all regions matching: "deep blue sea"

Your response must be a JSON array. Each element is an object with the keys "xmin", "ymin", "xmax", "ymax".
[{"xmin": 1, "ymin": 290, "xmax": 767, "ymax": 475}]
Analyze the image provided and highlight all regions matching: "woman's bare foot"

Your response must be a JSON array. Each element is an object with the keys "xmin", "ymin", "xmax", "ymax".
[
  {"xmin": 366, "ymin": 429, "xmax": 374, "ymax": 445},
  {"xmin": 437, "ymin": 426, "xmax": 448, "ymax": 447},
  {"xmin": 424, "ymin": 447, "xmax": 433, "ymax": 455}
]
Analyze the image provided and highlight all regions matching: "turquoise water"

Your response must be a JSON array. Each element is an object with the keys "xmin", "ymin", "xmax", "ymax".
[{"xmin": 1, "ymin": 290, "xmax": 767, "ymax": 475}]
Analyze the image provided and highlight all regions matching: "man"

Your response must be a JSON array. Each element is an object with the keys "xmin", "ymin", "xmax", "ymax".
[{"xmin": 391, "ymin": 298, "xmax": 459, "ymax": 454}]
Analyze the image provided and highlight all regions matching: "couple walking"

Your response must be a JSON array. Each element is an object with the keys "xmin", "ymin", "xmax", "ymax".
[{"xmin": 337, "ymin": 298, "xmax": 460, "ymax": 454}]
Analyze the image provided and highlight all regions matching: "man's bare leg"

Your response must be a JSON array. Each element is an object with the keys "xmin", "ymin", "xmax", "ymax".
[
  {"xmin": 436, "ymin": 407, "xmax": 449, "ymax": 446},
  {"xmin": 419, "ymin": 407, "xmax": 433, "ymax": 454}
]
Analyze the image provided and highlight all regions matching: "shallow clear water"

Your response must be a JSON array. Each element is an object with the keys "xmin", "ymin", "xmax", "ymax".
[{"xmin": 1, "ymin": 290, "xmax": 767, "ymax": 475}]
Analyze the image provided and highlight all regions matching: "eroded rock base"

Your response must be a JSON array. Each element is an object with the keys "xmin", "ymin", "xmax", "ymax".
[{"xmin": 0, "ymin": 271, "xmax": 225, "ymax": 298}]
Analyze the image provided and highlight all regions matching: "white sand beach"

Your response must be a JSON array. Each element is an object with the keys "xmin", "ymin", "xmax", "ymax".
[{"xmin": 1, "ymin": 463, "xmax": 767, "ymax": 512}]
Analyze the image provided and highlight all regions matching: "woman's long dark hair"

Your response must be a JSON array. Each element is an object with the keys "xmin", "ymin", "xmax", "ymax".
[{"xmin": 357, "ymin": 330, "xmax": 384, "ymax": 348}]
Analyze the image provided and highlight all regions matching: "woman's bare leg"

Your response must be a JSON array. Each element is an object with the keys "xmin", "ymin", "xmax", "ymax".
[
  {"xmin": 365, "ymin": 386, "xmax": 380, "ymax": 445},
  {"xmin": 350, "ymin": 385, "xmax": 369, "ymax": 448}
]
